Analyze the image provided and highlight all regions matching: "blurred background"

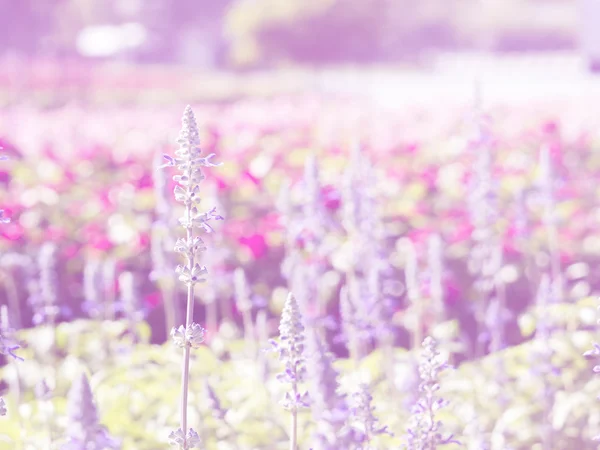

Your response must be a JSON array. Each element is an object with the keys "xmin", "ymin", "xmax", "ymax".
[
  {"xmin": 0, "ymin": 0, "xmax": 590, "ymax": 65},
  {"xmin": 4, "ymin": 2, "xmax": 600, "ymax": 448},
  {"xmin": 1, "ymin": 0, "xmax": 600, "ymax": 105}
]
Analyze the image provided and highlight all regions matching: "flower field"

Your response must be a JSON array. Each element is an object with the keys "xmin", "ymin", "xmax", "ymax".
[{"xmin": 1, "ymin": 92, "xmax": 600, "ymax": 449}]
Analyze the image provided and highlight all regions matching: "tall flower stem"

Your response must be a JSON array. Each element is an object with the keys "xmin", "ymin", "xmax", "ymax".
[
  {"xmin": 164, "ymin": 106, "xmax": 222, "ymax": 450},
  {"xmin": 180, "ymin": 224, "xmax": 195, "ymax": 439},
  {"xmin": 290, "ymin": 399, "xmax": 298, "ymax": 450}
]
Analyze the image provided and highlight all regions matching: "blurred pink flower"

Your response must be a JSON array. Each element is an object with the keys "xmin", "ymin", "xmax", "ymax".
[
  {"xmin": 63, "ymin": 244, "xmax": 80, "ymax": 259},
  {"xmin": 41, "ymin": 145, "xmax": 59, "ymax": 162},
  {"xmin": 542, "ymin": 120, "xmax": 559, "ymax": 136},
  {"xmin": 46, "ymin": 226, "xmax": 66, "ymax": 241},
  {"xmin": 501, "ymin": 238, "xmax": 521, "ymax": 259},
  {"xmin": 83, "ymin": 225, "xmax": 113, "ymax": 251},
  {"xmin": 442, "ymin": 275, "xmax": 462, "ymax": 308},
  {"xmin": 243, "ymin": 170, "xmax": 261, "ymax": 186},
  {"xmin": 137, "ymin": 232, "xmax": 150, "ymax": 249},
  {"xmin": 405, "ymin": 142, "xmax": 420, "ymax": 154},
  {"xmin": 321, "ymin": 185, "xmax": 341, "ymax": 211},
  {"xmin": 449, "ymin": 223, "xmax": 474, "ymax": 244},
  {"xmin": 238, "ymin": 233, "xmax": 267, "ymax": 259},
  {"xmin": 134, "ymin": 172, "xmax": 154, "ymax": 190},
  {"xmin": 62, "ymin": 168, "xmax": 77, "ymax": 184},
  {"xmin": 144, "ymin": 291, "xmax": 161, "ymax": 308},
  {"xmin": 0, "ymin": 222, "xmax": 24, "ymax": 241},
  {"xmin": 97, "ymin": 190, "xmax": 113, "ymax": 210},
  {"xmin": 421, "ymin": 166, "xmax": 438, "ymax": 189},
  {"xmin": 261, "ymin": 212, "xmax": 282, "ymax": 231},
  {"xmin": 214, "ymin": 176, "xmax": 229, "ymax": 191},
  {"xmin": 0, "ymin": 138, "xmax": 22, "ymax": 160},
  {"xmin": 91, "ymin": 236, "xmax": 113, "ymax": 251}
]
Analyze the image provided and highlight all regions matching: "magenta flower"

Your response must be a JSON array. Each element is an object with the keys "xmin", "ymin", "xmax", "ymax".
[{"xmin": 238, "ymin": 233, "xmax": 268, "ymax": 259}]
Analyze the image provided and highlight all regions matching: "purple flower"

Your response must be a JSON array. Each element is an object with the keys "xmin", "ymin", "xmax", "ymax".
[
  {"xmin": 406, "ymin": 337, "xmax": 459, "ymax": 449},
  {"xmin": 0, "ymin": 333, "xmax": 23, "ymax": 361},
  {"xmin": 204, "ymin": 380, "xmax": 228, "ymax": 420},
  {"xmin": 270, "ymin": 293, "xmax": 310, "ymax": 412},
  {"xmin": 349, "ymin": 383, "xmax": 392, "ymax": 442},
  {"xmin": 305, "ymin": 328, "xmax": 355, "ymax": 450},
  {"xmin": 62, "ymin": 373, "xmax": 120, "ymax": 449}
]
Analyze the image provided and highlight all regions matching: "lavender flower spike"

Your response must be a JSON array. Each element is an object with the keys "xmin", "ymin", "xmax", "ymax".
[
  {"xmin": 163, "ymin": 105, "xmax": 222, "ymax": 449},
  {"xmin": 406, "ymin": 336, "xmax": 459, "ymax": 450},
  {"xmin": 61, "ymin": 373, "xmax": 119, "ymax": 449},
  {"xmin": 0, "ymin": 397, "xmax": 6, "ymax": 416},
  {"xmin": 269, "ymin": 292, "xmax": 309, "ymax": 450},
  {"xmin": 305, "ymin": 328, "xmax": 354, "ymax": 450},
  {"xmin": 350, "ymin": 383, "xmax": 392, "ymax": 443}
]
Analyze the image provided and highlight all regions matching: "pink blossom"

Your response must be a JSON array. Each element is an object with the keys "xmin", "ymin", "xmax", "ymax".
[
  {"xmin": 0, "ymin": 222, "xmax": 24, "ymax": 241},
  {"xmin": 239, "ymin": 233, "xmax": 268, "ymax": 259},
  {"xmin": 144, "ymin": 291, "xmax": 161, "ymax": 308},
  {"xmin": 321, "ymin": 184, "xmax": 341, "ymax": 211}
]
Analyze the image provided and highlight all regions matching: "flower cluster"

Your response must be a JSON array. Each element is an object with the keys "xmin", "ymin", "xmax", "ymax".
[
  {"xmin": 168, "ymin": 428, "xmax": 202, "ymax": 449},
  {"xmin": 406, "ymin": 336, "xmax": 458, "ymax": 450},
  {"xmin": 170, "ymin": 323, "xmax": 206, "ymax": 349}
]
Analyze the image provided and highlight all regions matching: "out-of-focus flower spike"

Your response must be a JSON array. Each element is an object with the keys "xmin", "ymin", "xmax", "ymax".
[
  {"xmin": 350, "ymin": 383, "xmax": 392, "ymax": 442},
  {"xmin": 62, "ymin": 373, "xmax": 120, "ymax": 449},
  {"xmin": 406, "ymin": 336, "xmax": 458, "ymax": 449}
]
